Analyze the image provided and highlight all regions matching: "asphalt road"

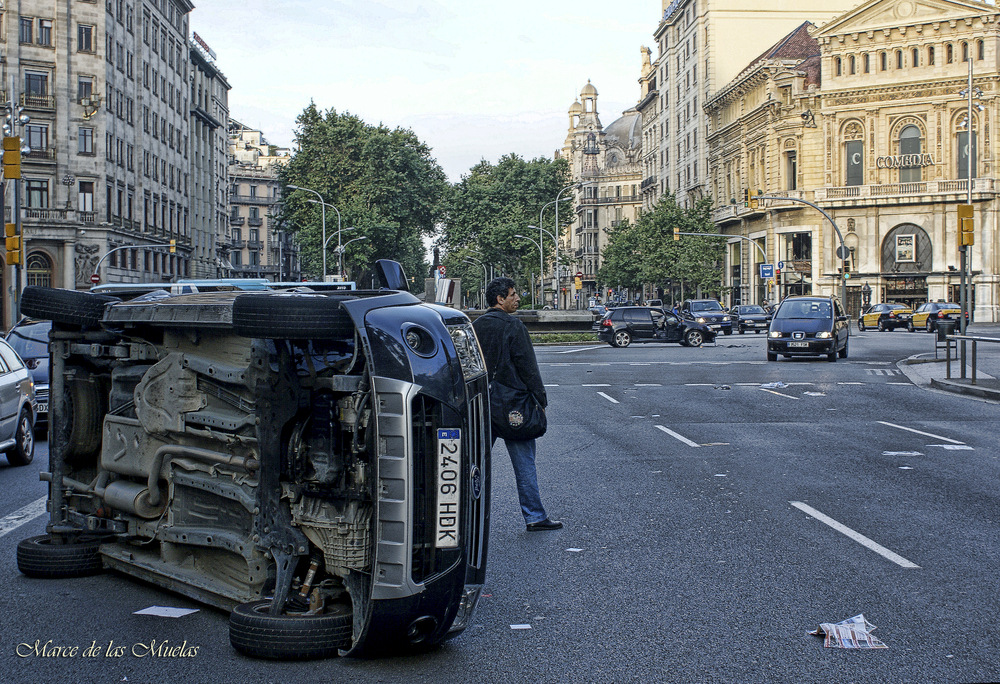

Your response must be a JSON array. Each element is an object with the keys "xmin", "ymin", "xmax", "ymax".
[{"xmin": 2, "ymin": 327, "xmax": 998, "ymax": 683}]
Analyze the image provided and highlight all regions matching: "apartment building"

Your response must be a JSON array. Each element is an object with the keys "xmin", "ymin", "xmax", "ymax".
[
  {"xmin": 0, "ymin": 0, "xmax": 197, "ymax": 325},
  {"xmin": 227, "ymin": 119, "xmax": 298, "ymax": 281}
]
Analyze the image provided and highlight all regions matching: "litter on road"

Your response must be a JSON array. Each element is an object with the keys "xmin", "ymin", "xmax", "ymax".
[
  {"xmin": 810, "ymin": 614, "xmax": 887, "ymax": 649},
  {"xmin": 510, "ymin": 624, "xmax": 532, "ymax": 630},
  {"xmin": 133, "ymin": 606, "xmax": 199, "ymax": 618},
  {"xmin": 760, "ymin": 382, "xmax": 789, "ymax": 389}
]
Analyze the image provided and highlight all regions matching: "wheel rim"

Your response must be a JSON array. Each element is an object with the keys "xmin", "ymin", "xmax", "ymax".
[
  {"xmin": 926, "ymin": 321, "xmax": 933, "ymax": 332},
  {"xmin": 18, "ymin": 413, "xmax": 33, "ymax": 456},
  {"xmin": 859, "ymin": 321, "xmax": 865, "ymax": 331},
  {"xmin": 687, "ymin": 331, "xmax": 703, "ymax": 346},
  {"xmin": 878, "ymin": 321, "xmax": 885, "ymax": 331},
  {"xmin": 615, "ymin": 332, "xmax": 630, "ymax": 347}
]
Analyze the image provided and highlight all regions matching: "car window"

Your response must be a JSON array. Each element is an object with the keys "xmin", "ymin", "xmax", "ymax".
[
  {"xmin": 942, "ymin": 303, "xmax": 960, "ymax": 309},
  {"xmin": 624, "ymin": 309, "xmax": 651, "ymax": 324},
  {"xmin": 690, "ymin": 301, "xmax": 722, "ymax": 312},
  {"xmin": 651, "ymin": 310, "xmax": 664, "ymax": 325},
  {"xmin": 0, "ymin": 340, "xmax": 23, "ymax": 371},
  {"xmin": 664, "ymin": 315, "xmax": 679, "ymax": 325},
  {"xmin": 775, "ymin": 300, "xmax": 832, "ymax": 319},
  {"xmin": 7, "ymin": 326, "xmax": 49, "ymax": 358},
  {"xmin": 741, "ymin": 306, "xmax": 765, "ymax": 314}
]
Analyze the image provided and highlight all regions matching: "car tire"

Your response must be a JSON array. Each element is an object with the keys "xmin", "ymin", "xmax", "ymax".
[
  {"xmin": 828, "ymin": 348, "xmax": 838, "ymax": 362},
  {"xmin": 766, "ymin": 350, "xmax": 778, "ymax": 362},
  {"xmin": 907, "ymin": 321, "xmax": 915, "ymax": 332},
  {"xmin": 5, "ymin": 407, "xmax": 34, "ymax": 466},
  {"xmin": 16, "ymin": 535, "xmax": 104, "ymax": 579},
  {"xmin": 858, "ymin": 320, "xmax": 865, "ymax": 331},
  {"xmin": 685, "ymin": 330, "xmax": 704, "ymax": 347},
  {"xmin": 613, "ymin": 331, "xmax": 631, "ymax": 348},
  {"xmin": 926, "ymin": 320, "xmax": 934, "ymax": 333},
  {"xmin": 233, "ymin": 294, "xmax": 355, "ymax": 340},
  {"xmin": 19, "ymin": 286, "xmax": 119, "ymax": 328},
  {"xmin": 229, "ymin": 600, "xmax": 353, "ymax": 660},
  {"xmin": 877, "ymin": 320, "xmax": 886, "ymax": 332},
  {"xmin": 839, "ymin": 340, "xmax": 849, "ymax": 359},
  {"xmin": 60, "ymin": 375, "xmax": 105, "ymax": 464}
]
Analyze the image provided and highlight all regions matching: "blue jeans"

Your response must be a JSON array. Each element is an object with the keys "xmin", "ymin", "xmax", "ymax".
[{"xmin": 494, "ymin": 437, "xmax": 547, "ymax": 524}]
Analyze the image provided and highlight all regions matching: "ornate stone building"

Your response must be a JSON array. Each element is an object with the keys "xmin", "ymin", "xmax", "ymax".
[
  {"xmin": 559, "ymin": 81, "xmax": 643, "ymax": 306},
  {"xmin": 706, "ymin": 0, "xmax": 999, "ymax": 321}
]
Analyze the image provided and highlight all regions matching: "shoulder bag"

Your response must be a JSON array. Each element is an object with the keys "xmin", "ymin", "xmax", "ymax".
[{"xmin": 487, "ymin": 315, "xmax": 547, "ymax": 441}]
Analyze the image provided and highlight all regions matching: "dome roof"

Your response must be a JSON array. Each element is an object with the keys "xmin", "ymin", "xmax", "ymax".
[
  {"xmin": 603, "ymin": 110, "xmax": 641, "ymax": 151},
  {"xmin": 580, "ymin": 80, "xmax": 598, "ymax": 97},
  {"xmin": 569, "ymin": 99, "xmax": 584, "ymax": 114}
]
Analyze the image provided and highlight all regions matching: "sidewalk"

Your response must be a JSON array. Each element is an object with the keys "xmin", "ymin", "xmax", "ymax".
[{"xmin": 897, "ymin": 353, "xmax": 1000, "ymax": 401}]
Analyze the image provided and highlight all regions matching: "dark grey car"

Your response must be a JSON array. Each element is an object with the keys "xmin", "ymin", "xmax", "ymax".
[
  {"xmin": 0, "ymin": 337, "xmax": 35, "ymax": 466},
  {"xmin": 766, "ymin": 296, "xmax": 849, "ymax": 362}
]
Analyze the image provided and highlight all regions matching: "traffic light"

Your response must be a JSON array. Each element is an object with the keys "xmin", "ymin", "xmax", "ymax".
[
  {"xmin": 742, "ymin": 189, "xmax": 749, "ymax": 207},
  {"xmin": 169, "ymin": 239, "xmax": 176, "ymax": 253},
  {"xmin": 5, "ymin": 223, "xmax": 20, "ymax": 265},
  {"xmin": 673, "ymin": 227, "xmax": 680, "ymax": 241},
  {"xmin": 958, "ymin": 204, "xmax": 974, "ymax": 246},
  {"xmin": 749, "ymin": 190, "xmax": 759, "ymax": 210},
  {"xmin": 2, "ymin": 136, "xmax": 21, "ymax": 179}
]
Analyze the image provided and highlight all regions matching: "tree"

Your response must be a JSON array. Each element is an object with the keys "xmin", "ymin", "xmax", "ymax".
[
  {"xmin": 442, "ymin": 155, "xmax": 570, "ymax": 306},
  {"xmin": 277, "ymin": 103, "xmax": 450, "ymax": 282}
]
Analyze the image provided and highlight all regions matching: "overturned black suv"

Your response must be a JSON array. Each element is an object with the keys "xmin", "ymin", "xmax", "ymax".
[{"xmin": 16, "ymin": 261, "xmax": 490, "ymax": 659}]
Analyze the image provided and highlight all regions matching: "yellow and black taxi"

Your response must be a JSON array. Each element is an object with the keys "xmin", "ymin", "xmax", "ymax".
[
  {"xmin": 910, "ymin": 301, "xmax": 968, "ymax": 332},
  {"xmin": 857, "ymin": 303, "xmax": 913, "ymax": 332}
]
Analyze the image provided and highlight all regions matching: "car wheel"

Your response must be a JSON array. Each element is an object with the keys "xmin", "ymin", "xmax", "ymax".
[
  {"xmin": 19, "ymin": 286, "xmax": 120, "ymax": 329},
  {"xmin": 828, "ymin": 348, "xmax": 838, "ymax": 362},
  {"xmin": 878, "ymin": 320, "xmax": 886, "ymax": 332},
  {"xmin": 60, "ymin": 375, "xmax": 105, "ymax": 464},
  {"xmin": 766, "ymin": 350, "xmax": 777, "ymax": 362},
  {"xmin": 16, "ymin": 535, "xmax": 104, "ymax": 579},
  {"xmin": 926, "ymin": 320, "xmax": 934, "ymax": 333},
  {"xmin": 738, "ymin": 328, "xmax": 745, "ymax": 335},
  {"xmin": 685, "ymin": 330, "xmax": 704, "ymax": 347},
  {"xmin": 233, "ymin": 293, "xmax": 355, "ymax": 340},
  {"xmin": 907, "ymin": 321, "xmax": 915, "ymax": 332},
  {"xmin": 614, "ymin": 331, "xmax": 631, "ymax": 348},
  {"xmin": 5, "ymin": 407, "xmax": 34, "ymax": 466},
  {"xmin": 839, "ymin": 340, "xmax": 848, "ymax": 359},
  {"xmin": 858, "ymin": 320, "xmax": 865, "ymax": 331},
  {"xmin": 229, "ymin": 600, "xmax": 353, "ymax": 660}
]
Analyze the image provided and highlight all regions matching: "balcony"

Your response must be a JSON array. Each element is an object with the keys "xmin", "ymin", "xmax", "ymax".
[
  {"xmin": 231, "ymin": 239, "xmax": 246, "ymax": 249},
  {"xmin": 229, "ymin": 193, "xmax": 272, "ymax": 205},
  {"xmin": 578, "ymin": 194, "xmax": 640, "ymax": 206},
  {"xmin": 21, "ymin": 93, "xmax": 55, "ymax": 110},
  {"xmin": 640, "ymin": 176, "xmax": 657, "ymax": 191},
  {"xmin": 229, "ymin": 215, "xmax": 245, "ymax": 226},
  {"xmin": 247, "ymin": 217, "xmax": 264, "ymax": 227},
  {"xmin": 24, "ymin": 148, "xmax": 56, "ymax": 162},
  {"xmin": 246, "ymin": 240, "xmax": 263, "ymax": 250},
  {"xmin": 815, "ymin": 178, "xmax": 994, "ymax": 206}
]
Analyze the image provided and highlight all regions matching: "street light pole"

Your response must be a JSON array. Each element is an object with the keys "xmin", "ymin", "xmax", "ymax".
[
  {"xmin": 287, "ymin": 184, "xmax": 339, "ymax": 280},
  {"xmin": 514, "ymin": 233, "xmax": 543, "ymax": 308},
  {"xmin": 305, "ymin": 198, "xmax": 342, "ymax": 278},
  {"xmin": 464, "ymin": 257, "xmax": 488, "ymax": 308},
  {"xmin": 334, "ymin": 235, "xmax": 367, "ymax": 280}
]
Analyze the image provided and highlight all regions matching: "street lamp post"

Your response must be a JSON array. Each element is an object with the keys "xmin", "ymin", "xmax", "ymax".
[
  {"xmin": 287, "ymin": 184, "xmax": 341, "ymax": 280},
  {"xmin": 333, "ymin": 235, "xmax": 367, "ymax": 280},
  {"xmin": 514, "ymin": 233, "xmax": 543, "ymax": 308},
  {"xmin": 463, "ymin": 257, "xmax": 488, "ymax": 308},
  {"xmin": 324, "ymin": 226, "xmax": 356, "ymax": 278},
  {"xmin": 549, "ymin": 182, "xmax": 593, "ymax": 309}
]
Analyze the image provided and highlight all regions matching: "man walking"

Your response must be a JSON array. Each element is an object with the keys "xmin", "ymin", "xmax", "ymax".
[{"xmin": 473, "ymin": 277, "xmax": 562, "ymax": 531}]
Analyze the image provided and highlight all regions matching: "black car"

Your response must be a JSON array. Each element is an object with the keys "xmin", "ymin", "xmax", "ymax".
[
  {"xmin": 5, "ymin": 318, "xmax": 50, "ymax": 430},
  {"xmin": 766, "ymin": 296, "xmax": 849, "ymax": 362},
  {"xmin": 16, "ymin": 260, "xmax": 490, "ymax": 659},
  {"xmin": 857, "ymin": 303, "xmax": 912, "ymax": 331},
  {"xmin": 680, "ymin": 299, "xmax": 733, "ymax": 335},
  {"xmin": 730, "ymin": 305, "xmax": 771, "ymax": 334},
  {"xmin": 596, "ymin": 306, "xmax": 715, "ymax": 348}
]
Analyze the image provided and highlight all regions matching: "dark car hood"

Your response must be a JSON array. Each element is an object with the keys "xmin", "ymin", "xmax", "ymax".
[
  {"xmin": 739, "ymin": 313, "xmax": 769, "ymax": 321},
  {"xmin": 770, "ymin": 318, "xmax": 833, "ymax": 334}
]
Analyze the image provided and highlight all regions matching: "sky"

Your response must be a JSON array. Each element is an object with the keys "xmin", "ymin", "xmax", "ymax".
[{"xmin": 189, "ymin": 1, "xmax": 657, "ymax": 182}]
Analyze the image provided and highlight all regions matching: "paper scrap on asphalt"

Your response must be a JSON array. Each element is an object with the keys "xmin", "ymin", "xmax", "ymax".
[
  {"xmin": 713, "ymin": 384, "xmax": 731, "ymax": 390},
  {"xmin": 510, "ymin": 624, "xmax": 532, "ymax": 630},
  {"xmin": 565, "ymin": 548, "xmax": 583, "ymax": 553},
  {"xmin": 804, "ymin": 391, "xmax": 826, "ymax": 397},
  {"xmin": 760, "ymin": 382, "xmax": 789, "ymax": 389},
  {"xmin": 810, "ymin": 614, "xmax": 887, "ymax": 649},
  {"xmin": 883, "ymin": 451, "xmax": 923, "ymax": 456},
  {"xmin": 133, "ymin": 606, "xmax": 199, "ymax": 618}
]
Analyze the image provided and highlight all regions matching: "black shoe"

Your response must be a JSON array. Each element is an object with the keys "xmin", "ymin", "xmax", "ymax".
[{"xmin": 526, "ymin": 518, "xmax": 563, "ymax": 531}]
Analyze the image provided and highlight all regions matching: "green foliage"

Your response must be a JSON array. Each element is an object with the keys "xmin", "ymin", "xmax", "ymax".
[
  {"xmin": 597, "ymin": 193, "xmax": 724, "ymax": 294},
  {"xmin": 442, "ymin": 155, "xmax": 570, "ymax": 296},
  {"xmin": 277, "ymin": 103, "xmax": 450, "ymax": 281}
]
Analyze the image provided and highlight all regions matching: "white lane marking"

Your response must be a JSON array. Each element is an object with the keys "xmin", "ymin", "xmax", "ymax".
[
  {"xmin": 655, "ymin": 425, "xmax": 700, "ymax": 448},
  {"xmin": 760, "ymin": 388, "xmax": 800, "ymax": 400},
  {"xmin": 929, "ymin": 444, "xmax": 974, "ymax": 451},
  {"xmin": 837, "ymin": 382, "xmax": 866, "ymax": 385},
  {"xmin": 883, "ymin": 451, "xmax": 923, "ymax": 456},
  {"xmin": 635, "ymin": 383, "xmax": 661, "ymax": 387},
  {"xmin": 789, "ymin": 501, "xmax": 920, "ymax": 569},
  {"xmin": 888, "ymin": 382, "xmax": 911, "ymax": 385},
  {"xmin": 554, "ymin": 347, "xmax": 597, "ymax": 354},
  {"xmin": 544, "ymin": 384, "xmax": 559, "ymax": 387},
  {"xmin": 0, "ymin": 497, "xmax": 47, "ymax": 539},
  {"xmin": 877, "ymin": 421, "xmax": 965, "ymax": 445},
  {"xmin": 596, "ymin": 392, "xmax": 619, "ymax": 404},
  {"xmin": 583, "ymin": 383, "xmax": 611, "ymax": 387}
]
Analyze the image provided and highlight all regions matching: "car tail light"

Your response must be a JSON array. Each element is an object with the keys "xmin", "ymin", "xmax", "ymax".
[
  {"xmin": 602, "ymin": 319, "xmax": 613, "ymax": 328},
  {"xmin": 889, "ymin": 313, "xmax": 896, "ymax": 318},
  {"xmin": 937, "ymin": 312, "xmax": 944, "ymax": 318}
]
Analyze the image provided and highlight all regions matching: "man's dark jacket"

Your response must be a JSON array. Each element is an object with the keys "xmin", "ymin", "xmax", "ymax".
[{"xmin": 472, "ymin": 309, "xmax": 547, "ymax": 409}]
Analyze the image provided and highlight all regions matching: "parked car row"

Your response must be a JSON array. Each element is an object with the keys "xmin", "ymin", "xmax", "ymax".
[{"xmin": 856, "ymin": 301, "xmax": 969, "ymax": 332}]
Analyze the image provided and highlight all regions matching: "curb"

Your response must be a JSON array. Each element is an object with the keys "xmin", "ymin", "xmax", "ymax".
[{"xmin": 929, "ymin": 377, "xmax": 1000, "ymax": 400}]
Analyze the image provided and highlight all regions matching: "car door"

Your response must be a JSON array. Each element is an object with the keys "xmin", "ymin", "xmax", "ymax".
[
  {"xmin": 625, "ymin": 308, "xmax": 656, "ymax": 341},
  {"xmin": 911, "ymin": 303, "xmax": 929, "ymax": 328},
  {"xmin": 834, "ymin": 299, "xmax": 849, "ymax": 346},
  {"xmin": 0, "ymin": 353, "xmax": 14, "ymax": 440},
  {"xmin": 661, "ymin": 314, "xmax": 684, "ymax": 342}
]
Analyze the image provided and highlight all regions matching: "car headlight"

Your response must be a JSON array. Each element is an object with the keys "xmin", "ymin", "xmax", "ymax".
[
  {"xmin": 816, "ymin": 331, "xmax": 832, "ymax": 339},
  {"xmin": 448, "ymin": 323, "xmax": 487, "ymax": 381},
  {"xmin": 722, "ymin": 316, "xmax": 730, "ymax": 322},
  {"xmin": 697, "ymin": 317, "xmax": 707, "ymax": 324},
  {"xmin": 769, "ymin": 331, "xmax": 781, "ymax": 338}
]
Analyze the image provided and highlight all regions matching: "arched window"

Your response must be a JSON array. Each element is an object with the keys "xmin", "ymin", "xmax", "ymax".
[
  {"xmin": 835, "ymin": 57, "xmax": 842, "ymax": 76},
  {"xmin": 896, "ymin": 50, "xmax": 903, "ymax": 69},
  {"xmin": 864, "ymin": 53, "xmax": 870, "ymax": 73},
  {"xmin": 26, "ymin": 252, "xmax": 52, "ymax": 288},
  {"xmin": 978, "ymin": 40, "xmax": 985, "ymax": 60},
  {"xmin": 849, "ymin": 55, "xmax": 856, "ymax": 74},
  {"xmin": 912, "ymin": 48, "xmax": 919, "ymax": 66},
  {"xmin": 962, "ymin": 42, "xmax": 969, "ymax": 62},
  {"xmin": 928, "ymin": 46, "xmax": 935, "ymax": 65},
  {"xmin": 880, "ymin": 52, "xmax": 887, "ymax": 71},
  {"xmin": 946, "ymin": 43, "xmax": 954, "ymax": 63},
  {"xmin": 899, "ymin": 125, "xmax": 922, "ymax": 183}
]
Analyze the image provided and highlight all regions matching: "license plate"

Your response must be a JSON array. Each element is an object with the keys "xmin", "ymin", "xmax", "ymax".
[
  {"xmin": 754, "ymin": 322, "xmax": 766, "ymax": 326},
  {"xmin": 789, "ymin": 341, "xmax": 809, "ymax": 348},
  {"xmin": 709, "ymin": 324, "xmax": 721, "ymax": 329},
  {"xmin": 36, "ymin": 402, "xmax": 47, "ymax": 414},
  {"xmin": 435, "ymin": 428, "xmax": 461, "ymax": 549}
]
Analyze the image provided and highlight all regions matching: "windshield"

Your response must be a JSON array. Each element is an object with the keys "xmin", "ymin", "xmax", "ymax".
[
  {"xmin": 775, "ymin": 300, "xmax": 832, "ymax": 320},
  {"xmin": 7, "ymin": 324, "xmax": 50, "ymax": 357},
  {"xmin": 741, "ymin": 306, "xmax": 765, "ymax": 314},
  {"xmin": 940, "ymin": 303, "xmax": 960, "ymax": 309},
  {"xmin": 689, "ymin": 301, "xmax": 723, "ymax": 312}
]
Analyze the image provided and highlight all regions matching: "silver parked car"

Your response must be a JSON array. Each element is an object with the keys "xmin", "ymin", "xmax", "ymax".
[{"xmin": 0, "ymin": 336, "xmax": 36, "ymax": 466}]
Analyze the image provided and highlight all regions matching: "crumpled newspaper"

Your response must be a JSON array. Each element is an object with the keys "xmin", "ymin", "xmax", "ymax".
[{"xmin": 810, "ymin": 614, "xmax": 888, "ymax": 649}]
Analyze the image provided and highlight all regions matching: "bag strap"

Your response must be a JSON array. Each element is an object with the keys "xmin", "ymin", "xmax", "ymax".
[{"xmin": 482, "ymin": 310, "xmax": 510, "ymax": 384}]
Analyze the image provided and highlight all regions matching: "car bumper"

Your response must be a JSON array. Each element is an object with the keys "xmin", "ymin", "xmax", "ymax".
[{"xmin": 767, "ymin": 339, "xmax": 836, "ymax": 355}]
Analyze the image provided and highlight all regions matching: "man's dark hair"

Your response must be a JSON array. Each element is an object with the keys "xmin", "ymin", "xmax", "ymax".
[{"xmin": 486, "ymin": 277, "xmax": 516, "ymax": 308}]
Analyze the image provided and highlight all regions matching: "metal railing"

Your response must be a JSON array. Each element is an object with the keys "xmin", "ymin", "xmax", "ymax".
[{"xmin": 945, "ymin": 334, "xmax": 1000, "ymax": 385}]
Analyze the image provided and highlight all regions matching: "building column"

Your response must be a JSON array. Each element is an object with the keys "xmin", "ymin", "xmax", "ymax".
[{"xmin": 63, "ymin": 240, "xmax": 77, "ymax": 289}]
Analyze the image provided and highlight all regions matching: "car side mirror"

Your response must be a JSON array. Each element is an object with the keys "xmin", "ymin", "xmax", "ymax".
[
  {"xmin": 836, "ymin": 315, "xmax": 847, "ymax": 322},
  {"xmin": 375, "ymin": 259, "xmax": 409, "ymax": 291}
]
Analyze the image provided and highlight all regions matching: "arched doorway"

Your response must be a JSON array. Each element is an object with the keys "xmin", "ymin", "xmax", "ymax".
[
  {"xmin": 26, "ymin": 251, "xmax": 53, "ymax": 288},
  {"xmin": 880, "ymin": 224, "xmax": 930, "ymax": 308}
]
